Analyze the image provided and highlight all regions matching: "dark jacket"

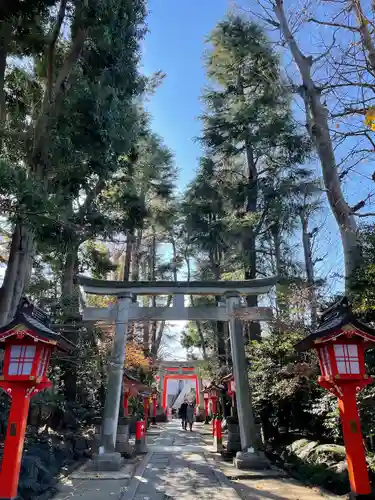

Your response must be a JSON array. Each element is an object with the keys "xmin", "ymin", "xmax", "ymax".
[{"xmin": 179, "ymin": 402, "xmax": 188, "ymax": 418}]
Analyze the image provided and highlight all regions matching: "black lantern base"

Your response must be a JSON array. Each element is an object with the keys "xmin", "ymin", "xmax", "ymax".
[
  {"xmin": 0, "ymin": 496, "xmax": 22, "ymax": 500},
  {"xmin": 349, "ymin": 494, "xmax": 375, "ymax": 499}
]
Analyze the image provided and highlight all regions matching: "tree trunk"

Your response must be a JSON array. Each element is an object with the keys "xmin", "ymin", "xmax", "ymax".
[
  {"xmin": 8, "ymin": 226, "xmax": 34, "ymax": 321},
  {"xmin": 300, "ymin": 210, "xmax": 318, "ymax": 327},
  {"xmin": 131, "ymin": 229, "xmax": 142, "ymax": 282},
  {"xmin": 274, "ymin": 0, "xmax": 362, "ymax": 292},
  {"xmin": 61, "ymin": 243, "xmax": 80, "ymax": 321},
  {"xmin": 0, "ymin": 225, "xmax": 21, "ymax": 325},
  {"xmin": 235, "ymin": 69, "xmax": 261, "ymax": 340},
  {"xmin": 215, "ymin": 316, "xmax": 227, "ymax": 366},
  {"xmin": 151, "ymin": 234, "xmax": 179, "ymax": 359},
  {"xmin": 60, "ymin": 242, "xmax": 80, "ymax": 403},
  {"xmin": 123, "ymin": 230, "xmax": 134, "ymax": 281},
  {"xmin": 143, "ymin": 321, "xmax": 150, "ymax": 355},
  {"xmin": 189, "ymin": 294, "xmax": 208, "ymax": 361},
  {"xmin": 149, "ymin": 230, "xmax": 157, "ymax": 354},
  {"xmin": 0, "ymin": 223, "xmax": 34, "ymax": 325},
  {"xmin": 271, "ymin": 224, "xmax": 288, "ymax": 318}
]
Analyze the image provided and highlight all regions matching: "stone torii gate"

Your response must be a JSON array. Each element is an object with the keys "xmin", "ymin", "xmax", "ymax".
[{"xmin": 78, "ymin": 275, "xmax": 277, "ymax": 470}]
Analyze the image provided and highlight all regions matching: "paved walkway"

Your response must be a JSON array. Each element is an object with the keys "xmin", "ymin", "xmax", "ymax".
[
  {"xmin": 125, "ymin": 420, "xmax": 238, "ymax": 500},
  {"xmin": 55, "ymin": 420, "xmax": 339, "ymax": 500}
]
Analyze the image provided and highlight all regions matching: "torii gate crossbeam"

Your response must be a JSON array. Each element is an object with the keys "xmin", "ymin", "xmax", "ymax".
[{"xmin": 77, "ymin": 274, "xmax": 277, "ymax": 471}]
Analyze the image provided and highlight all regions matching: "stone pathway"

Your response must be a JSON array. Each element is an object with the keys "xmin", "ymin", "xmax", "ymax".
[
  {"xmin": 124, "ymin": 420, "xmax": 239, "ymax": 500},
  {"xmin": 54, "ymin": 420, "xmax": 340, "ymax": 500}
]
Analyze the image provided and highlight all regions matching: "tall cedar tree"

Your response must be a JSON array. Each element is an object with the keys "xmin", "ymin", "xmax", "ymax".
[{"xmin": 200, "ymin": 15, "xmax": 310, "ymax": 340}]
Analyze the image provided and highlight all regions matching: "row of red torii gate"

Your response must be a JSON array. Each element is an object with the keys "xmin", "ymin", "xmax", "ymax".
[{"xmin": 123, "ymin": 361, "xmax": 209, "ymax": 417}]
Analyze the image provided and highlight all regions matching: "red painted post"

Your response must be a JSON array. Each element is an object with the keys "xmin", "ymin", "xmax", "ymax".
[
  {"xmin": 143, "ymin": 398, "xmax": 149, "ymax": 423},
  {"xmin": 338, "ymin": 385, "xmax": 371, "ymax": 495},
  {"xmin": 123, "ymin": 391, "xmax": 129, "ymax": 416},
  {"xmin": 213, "ymin": 419, "xmax": 224, "ymax": 452},
  {"xmin": 0, "ymin": 386, "xmax": 31, "ymax": 500},
  {"xmin": 135, "ymin": 420, "xmax": 147, "ymax": 454},
  {"xmin": 135, "ymin": 420, "xmax": 144, "ymax": 442},
  {"xmin": 211, "ymin": 397, "xmax": 217, "ymax": 415},
  {"xmin": 204, "ymin": 399, "xmax": 208, "ymax": 419},
  {"xmin": 216, "ymin": 419, "xmax": 222, "ymax": 440}
]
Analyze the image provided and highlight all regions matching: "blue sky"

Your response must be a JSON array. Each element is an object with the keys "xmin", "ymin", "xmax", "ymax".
[
  {"xmin": 141, "ymin": 0, "xmax": 230, "ymax": 190},
  {"xmin": 141, "ymin": 0, "xmax": 349, "ymax": 298},
  {"xmin": 141, "ymin": 1, "xmax": 232, "ymax": 359}
]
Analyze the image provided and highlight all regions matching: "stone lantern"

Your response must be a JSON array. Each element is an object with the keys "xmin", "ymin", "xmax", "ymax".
[
  {"xmin": 0, "ymin": 300, "xmax": 74, "ymax": 500},
  {"xmin": 296, "ymin": 297, "xmax": 375, "ymax": 498}
]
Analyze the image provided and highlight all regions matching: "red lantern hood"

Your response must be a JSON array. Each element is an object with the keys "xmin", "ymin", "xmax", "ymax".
[
  {"xmin": 0, "ymin": 301, "xmax": 75, "ymax": 353},
  {"xmin": 296, "ymin": 297, "xmax": 375, "ymax": 351}
]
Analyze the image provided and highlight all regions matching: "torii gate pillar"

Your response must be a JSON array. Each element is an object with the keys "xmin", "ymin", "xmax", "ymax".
[
  {"xmin": 77, "ymin": 275, "xmax": 277, "ymax": 472},
  {"xmin": 226, "ymin": 292, "xmax": 269, "ymax": 469}
]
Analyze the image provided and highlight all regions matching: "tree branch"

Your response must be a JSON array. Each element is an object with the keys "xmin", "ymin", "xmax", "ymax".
[
  {"xmin": 47, "ymin": 0, "xmax": 68, "ymax": 103},
  {"xmin": 309, "ymin": 17, "xmax": 359, "ymax": 31},
  {"xmin": 312, "ymin": 32, "xmax": 337, "ymax": 64},
  {"xmin": 330, "ymin": 107, "xmax": 367, "ymax": 118},
  {"xmin": 353, "ymin": 212, "xmax": 375, "ymax": 217},
  {"xmin": 351, "ymin": 0, "xmax": 375, "ymax": 71},
  {"xmin": 33, "ymin": 26, "xmax": 88, "ymax": 161}
]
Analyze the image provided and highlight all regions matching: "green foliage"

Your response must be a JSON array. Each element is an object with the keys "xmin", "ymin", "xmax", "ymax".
[
  {"xmin": 352, "ymin": 224, "xmax": 375, "ymax": 321},
  {"xmin": 282, "ymin": 452, "xmax": 349, "ymax": 495},
  {"xmin": 80, "ymin": 241, "xmax": 117, "ymax": 279}
]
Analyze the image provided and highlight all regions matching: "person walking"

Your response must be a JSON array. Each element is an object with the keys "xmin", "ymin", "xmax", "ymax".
[
  {"xmin": 186, "ymin": 402, "xmax": 195, "ymax": 432},
  {"xmin": 179, "ymin": 400, "xmax": 188, "ymax": 430}
]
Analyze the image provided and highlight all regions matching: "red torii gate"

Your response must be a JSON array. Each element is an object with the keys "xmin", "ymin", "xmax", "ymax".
[{"xmin": 158, "ymin": 364, "xmax": 200, "ymax": 410}]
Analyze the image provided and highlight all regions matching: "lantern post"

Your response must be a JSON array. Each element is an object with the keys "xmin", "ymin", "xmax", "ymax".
[
  {"xmin": 123, "ymin": 387, "xmax": 130, "ymax": 416},
  {"xmin": 209, "ymin": 386, "xmax": 219, "ymax": 416},
  {"xmin": 203, "ymin": 389, "xmax": 209, "ymax": 424},
  {"xmin": 221, "ymin": 373, "xmax": 236, "ymax": 416},
  {"xmin": 297, "ymin": 298, "xmax": 375, "ymax": 498},
  {"xmin": 123, "ymin": 369, "xmax": 144, "ymax": 417},
  {"xmin": 143, "ymin": 394, "xmax": 149, "ymax": 424},
  {"xmin": 151, "ymin": 390, "xmax": 157, "ymax": 425},
  {"xmin": 0, "ymin": 300, "xmax": 74, "ymax": 500}
]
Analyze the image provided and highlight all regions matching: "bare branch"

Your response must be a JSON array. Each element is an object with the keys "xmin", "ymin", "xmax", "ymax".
[
  {"xmin": 330, "ymin": 107, "xmax": 367, "ymax": 118},
  {"xmin": 353, "ymin": 212, "xmax": 375, "ymax": 217},
  {"xmin": 312, "ymin": 32, "xmax": 337, "ymax": 64},
  {"xmin": 309, "ymin": 17, "xmax": 359, "ymax": 31}
]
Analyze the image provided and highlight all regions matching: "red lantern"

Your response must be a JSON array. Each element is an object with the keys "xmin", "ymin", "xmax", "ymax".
[
  {"xmin": 209, "ymin": 385, "xmax": 220, "ymax": 415},
  {"xmin": 0, "ymin": 300, "xmax": 74, "ymax": 500},
  {"xmin": 297, "ymin": 298, "xmax": 375, "ymax": 498}
]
